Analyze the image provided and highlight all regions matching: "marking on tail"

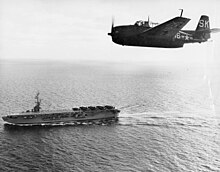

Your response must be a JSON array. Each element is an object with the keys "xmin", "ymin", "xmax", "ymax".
[{"xmin": 199, "ymin": 20, "xmax": 209, "ymax": 28}]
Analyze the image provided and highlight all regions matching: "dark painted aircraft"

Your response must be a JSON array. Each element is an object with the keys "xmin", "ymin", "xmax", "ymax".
[{"xmin": 108, "ymin": 10, "xmax": 220, "ymax": 48}]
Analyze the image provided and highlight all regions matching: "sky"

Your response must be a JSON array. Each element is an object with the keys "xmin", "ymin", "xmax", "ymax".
[{"xmin": 0, "ymin": 0, "xmax": 220, "ymax": 65}]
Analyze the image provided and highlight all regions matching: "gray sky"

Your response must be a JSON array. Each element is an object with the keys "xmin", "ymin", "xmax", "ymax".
[{"xmin": 0, "ymin": 0, "xmax": 220, "ymax": 65}]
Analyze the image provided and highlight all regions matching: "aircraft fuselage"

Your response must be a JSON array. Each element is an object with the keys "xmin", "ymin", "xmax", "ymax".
[{"xmin": 109, "ymin": 25, "xmax": 207, "ymax": 48}]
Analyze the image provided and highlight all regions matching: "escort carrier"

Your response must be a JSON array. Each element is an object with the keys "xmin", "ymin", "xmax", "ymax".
[{"xmin": 2, "ymin": 93, "xmax": 120, "ymax": 125}]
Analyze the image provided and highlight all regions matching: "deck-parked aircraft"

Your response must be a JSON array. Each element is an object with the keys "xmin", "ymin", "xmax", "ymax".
[{"xmin": 108, "ymin": 10, "xmax": 220, "ymax": 48}]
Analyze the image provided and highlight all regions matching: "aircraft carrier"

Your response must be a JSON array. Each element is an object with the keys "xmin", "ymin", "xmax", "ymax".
[{"xmin": 2, "ymin": 93, "xmax": 120, "ymax": 125}]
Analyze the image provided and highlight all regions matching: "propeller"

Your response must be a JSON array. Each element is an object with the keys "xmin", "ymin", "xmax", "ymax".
[
  {"xmin": 111, "ymin": 16, "xmax": 114, "ymax": 32},
  {"xmin": 108, "ymin": 16, "xmax": 115, "ymax": 36}
]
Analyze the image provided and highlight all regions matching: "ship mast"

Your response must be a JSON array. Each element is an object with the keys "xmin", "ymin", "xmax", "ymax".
[{"xmin": 33, "ymin": 92, "xmax": 41, "ymax": 112}]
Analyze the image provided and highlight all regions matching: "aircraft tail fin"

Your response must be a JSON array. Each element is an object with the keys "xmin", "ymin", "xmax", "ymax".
[
  {"xmin": 196, "ymin": 15, "xmax": 210, "ymax": 31},
  {"xmin": 195, "ymin": 15, "xmax": 210, "ymax": 39}
]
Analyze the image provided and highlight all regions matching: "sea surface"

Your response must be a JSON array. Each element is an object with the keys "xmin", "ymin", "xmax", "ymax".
[{"xmin": 0, "ymin": 60, "xmax": 220, "ymax": 172}]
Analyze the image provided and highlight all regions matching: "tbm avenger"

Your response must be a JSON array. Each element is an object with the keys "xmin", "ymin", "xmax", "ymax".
[{"xmin": 108, "ymin": 10, "xmax": 220, "ymax": 48}]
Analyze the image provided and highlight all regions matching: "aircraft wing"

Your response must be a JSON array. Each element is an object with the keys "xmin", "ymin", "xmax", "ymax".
[{"xmin": 141, "ymin": 17, "xmax": 190, "ymax": 37}]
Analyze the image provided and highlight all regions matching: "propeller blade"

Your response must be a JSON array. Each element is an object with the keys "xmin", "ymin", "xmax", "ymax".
[
  {"xmin": 108, "ymin": 16, "xmax": 115, "ymax": 36},
  {"xmin": 111, "ymin": 16, "xmax": 114, "ymax": 33}
]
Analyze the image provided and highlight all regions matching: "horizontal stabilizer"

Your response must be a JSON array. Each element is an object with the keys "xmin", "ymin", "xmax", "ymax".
[
  {"xmin": 210, "ymin": 28, "xmax": 220, "ymax": 33},
  {"xmin": 196, "ymin": 28, "xmax": 220, "ymax": 34}
]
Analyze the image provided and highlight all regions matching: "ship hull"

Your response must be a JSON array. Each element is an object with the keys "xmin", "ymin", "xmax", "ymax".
[{"xmin": 2, "ymin": 108, "xmax": 120, "ymax": 125}]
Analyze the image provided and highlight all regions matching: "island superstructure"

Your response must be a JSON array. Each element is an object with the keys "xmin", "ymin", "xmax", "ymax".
[{"xmin": 2, "ymin": 93, "xmax": 120, "ymax": 125}]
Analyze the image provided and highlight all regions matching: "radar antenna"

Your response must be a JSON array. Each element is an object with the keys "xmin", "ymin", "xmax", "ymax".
[{"xmin": 179, "ymin": 9, "xmax": 183, "ymax": 17}]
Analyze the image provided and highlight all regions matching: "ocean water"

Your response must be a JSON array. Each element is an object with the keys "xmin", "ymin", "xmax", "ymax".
[{"xmin": 0, "ymin": 60, "xmax": 220, "ymax": 172}]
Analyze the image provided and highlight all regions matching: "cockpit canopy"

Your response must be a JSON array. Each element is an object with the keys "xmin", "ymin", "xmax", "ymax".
[{"xmin": 134, "ymin": 20, "xmax": 150, "ymax": 27}]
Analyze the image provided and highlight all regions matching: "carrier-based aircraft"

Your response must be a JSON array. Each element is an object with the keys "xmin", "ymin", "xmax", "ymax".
[{"xmin": 108, "ymin": 10, "xmax": 220, "ymax": 48}]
